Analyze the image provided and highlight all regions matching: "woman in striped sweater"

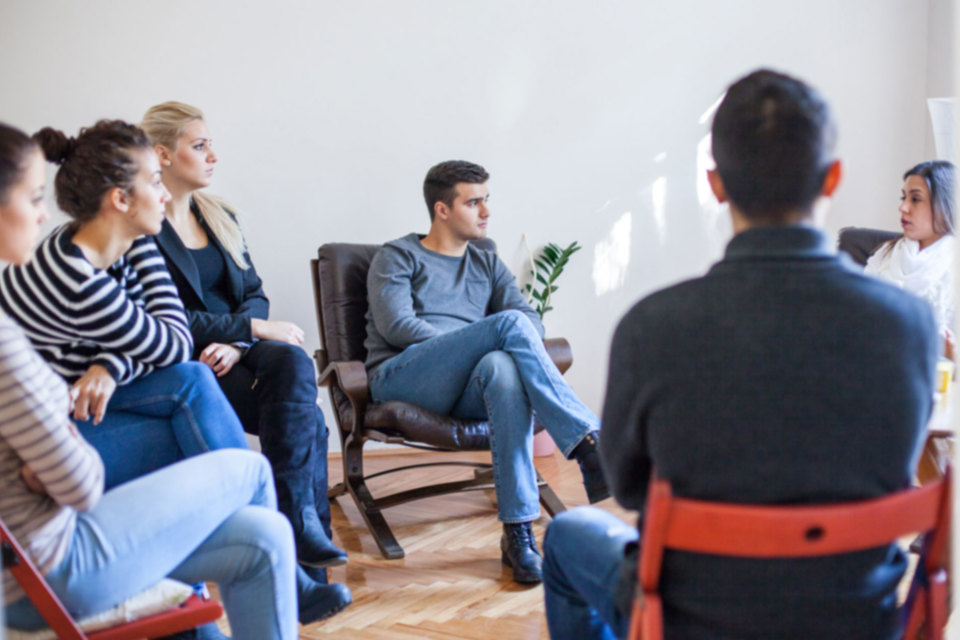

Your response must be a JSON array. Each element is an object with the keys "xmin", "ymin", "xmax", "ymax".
[
  {"xmin": 0, "ymin": 120, "xmax": 352, "ymax": 630},
  {"xmin": 0, "ymin": 121, "xmax": 342, "ymax": 639}
]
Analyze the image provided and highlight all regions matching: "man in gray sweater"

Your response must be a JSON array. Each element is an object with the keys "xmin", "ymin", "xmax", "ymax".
[{"xmin": 363, "ymin": 160, "xmax": 607, "ymax": 584}]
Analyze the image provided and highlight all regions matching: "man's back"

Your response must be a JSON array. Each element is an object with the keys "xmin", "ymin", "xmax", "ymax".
[{"xmin": 602, "ymin": 226, "xmax": 938, "ymax": 639}]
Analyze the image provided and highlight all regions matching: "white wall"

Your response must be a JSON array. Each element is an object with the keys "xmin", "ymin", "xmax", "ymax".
[{"xmin": 0, "ymin": 0, "xmax": 946, "ymax": 451}]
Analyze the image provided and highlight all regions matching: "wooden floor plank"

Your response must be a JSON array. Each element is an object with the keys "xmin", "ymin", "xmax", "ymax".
[{"xmin": 211, "ymin": 448, "xmax": 627, "ymax": 639}]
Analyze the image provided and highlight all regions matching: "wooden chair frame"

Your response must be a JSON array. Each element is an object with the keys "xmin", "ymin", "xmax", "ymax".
[{"xmin": 628, "ymin": 469, "xmax": 952, "ymax": 640}]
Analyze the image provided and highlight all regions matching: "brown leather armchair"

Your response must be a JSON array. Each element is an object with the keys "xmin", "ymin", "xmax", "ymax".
[{"xmin": 311, "ymin": 241, "xmax": 569, "ymax": 559}]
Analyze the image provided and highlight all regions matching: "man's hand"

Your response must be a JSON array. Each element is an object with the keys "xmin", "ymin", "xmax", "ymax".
[
  {"xmin": 251, "ymin": 319, "xmax": 304, "ymax": 345},
  {"xmin": 20, "ymin": 463, "xmax": 46, "ymax": 494},
  {"xmin": 199, "ymin": 343, "xmax": 243, "ymax": 377},
  {"xmin": 70, "ymin": 365, "xmax": 117, "ymax": 425}
]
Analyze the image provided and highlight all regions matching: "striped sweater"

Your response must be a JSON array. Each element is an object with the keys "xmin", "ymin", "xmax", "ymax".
[
  {"xmin": 0, "ymin": 312, "xmax": 104, "ymax": 604},
  {"xmin": 0, "ymin": 225, "xmax": 193, "ymax": 384}
]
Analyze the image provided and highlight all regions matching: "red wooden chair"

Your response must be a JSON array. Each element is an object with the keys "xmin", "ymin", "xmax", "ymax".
[
  {"xmin": 628, "ymin": 468, "xmax": 952, "ymax": 640},
  {"xmin": 1, "ymin": 517, "xmax": 223, "ymax": 640}
]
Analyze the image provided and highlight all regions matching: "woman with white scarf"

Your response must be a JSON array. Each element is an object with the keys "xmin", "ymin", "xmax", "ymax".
[{"xmin": 865, "ymin": 161, "xmax": 955, "ymax": 357}]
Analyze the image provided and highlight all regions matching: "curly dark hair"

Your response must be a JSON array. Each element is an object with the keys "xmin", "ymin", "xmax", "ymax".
[
  {"xmin": 33, "ymin": 119, "xmax": 153, "ymax": 224},
  {"xmin": 423, "ymin": 160, "xmax": 489, "ymax": 221}
]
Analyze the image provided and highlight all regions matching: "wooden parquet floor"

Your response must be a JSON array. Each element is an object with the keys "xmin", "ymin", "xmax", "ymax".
[{"xmin": 213, "ymin": 448, "xmax": 629, "ymax": 639}]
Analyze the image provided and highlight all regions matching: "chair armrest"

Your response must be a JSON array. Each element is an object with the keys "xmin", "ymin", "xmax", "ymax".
[
  {"xmin": 315, "ymin": 349, "xmax": 370, "ymax": 441},
  {"xmin": 544, "ymin": 337, "xmax": 573, "ymax": 374}
]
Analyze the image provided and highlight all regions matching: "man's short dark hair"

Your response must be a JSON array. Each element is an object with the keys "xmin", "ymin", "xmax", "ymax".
[
  {"xmin": 711, "ymin": 69, "xmax": 837, "ymax": 222},
  {"xmin": 423, "ymin": 160, "xmax": 489, "ymax": 221}
]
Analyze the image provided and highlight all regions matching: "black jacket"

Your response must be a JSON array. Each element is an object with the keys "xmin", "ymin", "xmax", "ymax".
[{"xmin": 155, "ymin": 204, "xmax": 268, "ymax": 354}]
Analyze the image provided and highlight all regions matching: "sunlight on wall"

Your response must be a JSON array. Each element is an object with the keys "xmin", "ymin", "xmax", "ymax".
[
  {"xmin": 592, "ymin": 211, "xmax": 632, "ymax": 296},
  {"xmin": 651, "ymin": 176, "xmax": 667, "ymax": 245}
]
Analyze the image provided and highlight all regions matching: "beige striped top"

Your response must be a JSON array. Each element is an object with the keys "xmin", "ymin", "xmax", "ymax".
[{"xmin": 0, "ymin": 312, "xmax": 104, "ymax": 604}]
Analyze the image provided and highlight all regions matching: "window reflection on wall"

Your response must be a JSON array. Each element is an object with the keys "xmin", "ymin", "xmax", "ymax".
[{"xmin": 592, "ymin": 211, "xmax": 632, "ymax": 296}]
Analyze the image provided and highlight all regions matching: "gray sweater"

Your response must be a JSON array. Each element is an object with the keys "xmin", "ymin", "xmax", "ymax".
[{"xmin": 364, "ymin": 233, "xmax": 543, "ymax": 369}]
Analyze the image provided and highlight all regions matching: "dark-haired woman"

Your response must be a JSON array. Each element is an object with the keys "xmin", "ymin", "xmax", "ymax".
[
  {"xmin": 0, "ymin": 121, "xmax": 339, "ymax": 639},
  {"xmin": 865, "ymin": 161, "xmax": 955, "ymax": 354},
  {"xmin": 141, "ymin": 102, "xmax": 346, "ymax": 569},
  {"xmin": 0, "ymin": 120, "xmax": 351, "ymax": 629}
]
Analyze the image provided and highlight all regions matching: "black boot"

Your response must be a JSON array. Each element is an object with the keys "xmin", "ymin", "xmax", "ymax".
[
  {"xmin": 296, "ymin": 564, "xmax": 352, "ymax": 624},
  {"xmin": 501, "ymin": 522, "xmax": 543, "ymax": 584},
  {"xmin": 260, "ymin": 402, "xmax": 347, "ymax": 568},
  {"xmin": 572, "ymin": 431, "xmax": 610, "ymax": 503}
]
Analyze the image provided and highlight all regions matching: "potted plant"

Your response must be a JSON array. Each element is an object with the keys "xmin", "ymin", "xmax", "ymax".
[{"xmin": 522, "ymin": 239, "xmax": 582, "ymax": 456}]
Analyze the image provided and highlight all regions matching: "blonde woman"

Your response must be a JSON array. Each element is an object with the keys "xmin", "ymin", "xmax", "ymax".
[{"xmin": 141, "ymin": 102, "xmax": 346, "ymax": 573}]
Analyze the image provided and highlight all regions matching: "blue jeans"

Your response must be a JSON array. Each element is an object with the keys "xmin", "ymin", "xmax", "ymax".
[
  {"xmin": 5, "ymin": 450, "xmax": 299, "ymax": 640},
  {"xmin": 543, "ymin": 507, "xmax": 637, "ymax": 640},
  {"xmin": 369, "ymin": 310, "xmax": 599, "ymax": 522},
  {"xmin": 77, "ymin": 362, "xmax": 249, "ymax": 489}
]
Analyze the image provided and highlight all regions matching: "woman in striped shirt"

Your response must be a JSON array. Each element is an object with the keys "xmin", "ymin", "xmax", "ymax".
[
  {"xmin": 0, "ymin": 121, "xmax": 344, "ymax": 639},
  {"xmin": 0, "ymin": 120, "xmax": 250, "ymax": 490}
]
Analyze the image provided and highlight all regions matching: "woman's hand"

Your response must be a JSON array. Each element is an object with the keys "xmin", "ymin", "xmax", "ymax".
[
  {"xmin": 200, "ymin": 343, "xmax": 243, "ymax": 377},
  {"xmin": 70, "ymin": 365, "xmax": 117, "ymax": 425},
  {"xmin": 251, "ymin": 318, "xmax": 304, "ymax": 345},
  {"xmin": 20, "ymin": 463, "xmax": 46, "ymax": 494}
]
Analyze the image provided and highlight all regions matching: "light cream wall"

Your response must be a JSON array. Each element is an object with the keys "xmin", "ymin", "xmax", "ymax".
[{"xmin": 0, "ymin": 0, "xmax": 941, "ymax": 451}]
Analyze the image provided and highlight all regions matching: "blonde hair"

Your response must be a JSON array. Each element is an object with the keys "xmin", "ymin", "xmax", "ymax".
[{"xmin": 141, "ymin": 101, "xmax": 248, "ymax": 269}]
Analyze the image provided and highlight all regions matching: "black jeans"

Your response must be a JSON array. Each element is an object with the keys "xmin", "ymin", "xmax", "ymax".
[{"xmin": 217, "ymin": 340, "xmax": 332, "ymax": 536}]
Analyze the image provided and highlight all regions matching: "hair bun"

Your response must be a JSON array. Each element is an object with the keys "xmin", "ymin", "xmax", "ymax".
[{"xmin": 33, "ymin": 127, "xmax": 76, "ymax": 165}]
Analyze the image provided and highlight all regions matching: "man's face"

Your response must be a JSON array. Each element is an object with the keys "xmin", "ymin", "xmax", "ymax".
[{"xmin": 441, "ymin": 182, "xmax": 490, "ymax": 241}]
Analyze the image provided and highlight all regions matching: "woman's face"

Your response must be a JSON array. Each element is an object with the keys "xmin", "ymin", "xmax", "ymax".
[
  {"xmin": 126, "ymin": 149, "xmax": 171, "ymax": 236},
  {"xmin": 0, "ymin": 150, "xmax": 48, "ymax": 265},
  {"xmin": 899, "ymin": 174, "xmax": 942, "ymax": 250},
  {"xmin": 167, "ymin": 118, "xmax": 217, "ymax": 190}
]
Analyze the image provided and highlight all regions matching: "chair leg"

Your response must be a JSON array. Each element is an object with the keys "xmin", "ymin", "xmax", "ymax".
[
  {"xmin": 341, "ymin": 437, "xmax": 405, "ymax": 559},
  {"xmin": 537, "ymin": 471, "xmax": 566, "ymax": 517},
  {"xmin": 328, "ymin": 481, "xmax": 347, "ymax": 499}
]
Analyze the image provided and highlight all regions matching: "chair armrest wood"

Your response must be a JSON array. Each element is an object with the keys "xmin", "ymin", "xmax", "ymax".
[
  {"xmin": 544, "ymin": 337, "xmax": 573, "ymax": 374},
  {"xmin": 317, "ymin": 356, "xmax": 370, "ymax": 442}
]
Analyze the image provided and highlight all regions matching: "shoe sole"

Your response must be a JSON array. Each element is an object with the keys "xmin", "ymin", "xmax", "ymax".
[
  {"xmin": 501, "ymin": 551, "xmax": 542, "ymax": 584},
  {"xmin": 299, "ymin": 595, "xmax": 353, "ymax": 625},
  {"xmin": 299, "ymin": 555, "xmax": 349, "ymax": 569}
]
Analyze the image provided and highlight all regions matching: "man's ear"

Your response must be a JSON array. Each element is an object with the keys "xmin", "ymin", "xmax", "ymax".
[
  {"xmin": 821, "ymin": 160, "xmax": 842, "ymax": 197},
  {"xmin": 707, "ymin": 169, "xmax": 728, "ymax": 204},
  {"xmin": 433, "ymin": 200, "xmax": 449, "ymax": 222},
  {"xmin": 108, "ymin": 187, "xmax": 130, "ymax": 213}
]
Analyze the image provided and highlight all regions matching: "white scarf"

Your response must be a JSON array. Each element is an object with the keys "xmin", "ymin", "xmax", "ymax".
[{"xmin": 864, "ymin": 235, "xmax": 955, "ymax": 334}]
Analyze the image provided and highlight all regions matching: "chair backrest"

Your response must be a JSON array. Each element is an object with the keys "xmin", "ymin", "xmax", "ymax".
[
  {"xmin": 1, "ymin": 517, "xmax": 223, "ymax": 640},
  {"xmin": 630, "ymin": 469, "xmax": 952, "ymax": 640},
  {"xmin": 837, "ymin": 226, "xmax": 901, "ymax": 266}
]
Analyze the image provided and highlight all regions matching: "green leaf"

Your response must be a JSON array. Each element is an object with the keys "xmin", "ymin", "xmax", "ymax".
[
  {"xmin": 542, "ymin": 245, "xmax": 559, "ymax": 261},
  {"xmin": 536, "ymin": 274, "xmax": 549, "ymax": 286}
]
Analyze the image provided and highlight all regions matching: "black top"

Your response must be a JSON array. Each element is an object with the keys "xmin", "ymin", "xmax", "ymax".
[
  {"xmin": 154, "ymin": 200, "xmax": 269, "ymax": 356},
  {"xmin": 601, "ymin": 225, "xmax": 938, "ymax": 640},
  {"xmin": 187, "ymin": 242, "xmax": 233, "ymax": 315}
]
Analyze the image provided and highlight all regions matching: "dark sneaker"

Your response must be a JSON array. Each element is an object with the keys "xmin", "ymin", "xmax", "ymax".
[
  {"xmin": 500, "ymin": 522, "xmax": 543, "ymax": 584},
  {"xmin": 574, "ymin": 431, "xmax": 610, "ymax": 503},
  {"xmin": 296, "ymin": 565, "xmax": 353, "ymax": 624}
]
